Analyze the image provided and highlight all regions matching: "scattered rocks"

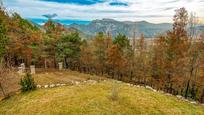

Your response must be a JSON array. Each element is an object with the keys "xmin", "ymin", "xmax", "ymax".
[{"xmin": 36, "ymin": 80, "xmax": 204, "ymax": 106}]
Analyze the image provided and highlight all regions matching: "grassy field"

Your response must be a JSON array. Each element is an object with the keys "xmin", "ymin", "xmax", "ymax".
[{"xmin": 0, "ymin": 77, "xmax": 204, "ymax": 115}]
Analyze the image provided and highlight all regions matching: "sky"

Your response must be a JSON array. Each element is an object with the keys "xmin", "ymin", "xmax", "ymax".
[{"xmin": 3, "ymin": 0, "xmax": 204, "ymax": 25}]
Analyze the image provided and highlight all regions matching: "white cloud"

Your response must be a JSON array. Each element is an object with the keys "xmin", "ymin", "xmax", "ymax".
[{"xmin": 3, "ymin": 0, "xmax": 204, "ymax": 23}]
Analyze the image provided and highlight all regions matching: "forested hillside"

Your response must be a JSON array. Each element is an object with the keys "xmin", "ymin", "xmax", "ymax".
[{"xmin": 0, "ymin": 2, "xmax": 204, "ymax": 105}]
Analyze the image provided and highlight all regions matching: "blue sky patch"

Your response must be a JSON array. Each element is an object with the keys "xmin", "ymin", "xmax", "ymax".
[{"xmin": 40, "ymin": 0, "xmax": 104, "ymax": 5}]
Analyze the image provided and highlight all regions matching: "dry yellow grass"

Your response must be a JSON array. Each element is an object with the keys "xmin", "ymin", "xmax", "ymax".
[{"xmin": 33, "ymin": 70, "xmax": 107, "ymax": 85}]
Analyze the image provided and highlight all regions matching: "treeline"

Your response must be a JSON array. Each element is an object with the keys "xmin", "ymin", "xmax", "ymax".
[{"xmin": 0, "ymin": 5, "xmax": 204, "ymax": 103}]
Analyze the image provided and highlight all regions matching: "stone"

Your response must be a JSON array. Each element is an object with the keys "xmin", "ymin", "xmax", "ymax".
[
  {"xmin": 50, "ymin": 84, "xmax": 55, "ymax": 88},
  {"xmin": 152, "ymin": 89, "xmax": 157, "ymax": 92},
  {"xmin": 158, "ymin": 90, "xmax": 164, "ymax": 94},
  {"xmin": 126, "ymin": 83, "xmax": 131, "ymax": 86},
  {"xmin": 58, "ymin": 62, "xmax": 63, "ymax": 70},
  {"xmin": 20, "ymin": 63, "xmax": 25, "ymax": 73},
  {"xmin": 75, "ymin": 81, "xmax": 80, "ymax": 85},
  {"xmin": 136, "ymin": 85, "xmax": 140, "ymax": 88},
  {"xmin": 56, "ymin": 84, "xmax": 61, "ymax": 86},
  {"xmin": 18, "ymin": 67, "xmax": 23, "ymax": 74},
  {"xmin": 190, "ymin": 101, "xmax": 197, "ymax": 104},
  {"xmin": 116, "ymin": 81, "xmax": 122, "ymax": 83},
  {"xmin": 30, "ymin": 65, "xmax": 35, "ymax": 74},
  {"xmin": 145, "ymin": 86, "xmax": 153, "ymax": 90},
  {"xmin": 176, "ymin": 95, "xmax": 183, "ymax": 99},
  {"xmin": 44, "ymin": 85, "xmax": 49, "ymax": 88},
  {"xmin": 165, "ymin": 93, "xmax": 172, "ymax": 96},
  {"xmin": 60, "ymin": 84, "xmax": 66, "ymax": 86},
  {"xmin": 87, "ymin": 80, "xmax": 97, "ymax": 84},
  {"xmin": 37, "ymin": 85, "xmax": 41, "ymax": 88}
]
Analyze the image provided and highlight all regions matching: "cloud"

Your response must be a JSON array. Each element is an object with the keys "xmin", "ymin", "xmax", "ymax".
[{"xmin": 3, "ymin": 0, "xmax": 204, "ymax": 24}]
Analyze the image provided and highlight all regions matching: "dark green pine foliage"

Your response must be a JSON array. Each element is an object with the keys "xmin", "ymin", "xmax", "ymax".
[
  {"xmin": 20, "ymin": 73, "xmax": 36, "ymax": 92},
  {"xmin": 56, "ymin": 32, "xmax": 82, "ymax": 68}
]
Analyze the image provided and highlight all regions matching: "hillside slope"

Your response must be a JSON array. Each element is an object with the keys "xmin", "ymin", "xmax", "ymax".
[{"xmin": 0, "ymin": 78, "xmax": 204, "ymax": 114}]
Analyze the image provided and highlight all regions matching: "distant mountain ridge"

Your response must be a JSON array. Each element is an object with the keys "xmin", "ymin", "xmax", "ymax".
[{"xmin": 68, "ymin": 18, "xmax": 173, "ymax": 38}]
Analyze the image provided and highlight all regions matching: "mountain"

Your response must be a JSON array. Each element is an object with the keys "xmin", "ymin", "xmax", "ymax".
[{"xmin": 68, "ymin": 18, "xmax": 173, "ymax": 38}]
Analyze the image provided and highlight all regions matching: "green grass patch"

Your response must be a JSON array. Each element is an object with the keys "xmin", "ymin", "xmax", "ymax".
[{"xmin": 0, "ymin": 81, "xmax": 203, "ymax": 115}]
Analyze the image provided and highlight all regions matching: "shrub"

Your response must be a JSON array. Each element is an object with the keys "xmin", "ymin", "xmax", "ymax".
[
  {"xmin": 0, "ymin": 63, "xmax": 19, "ymax": 98},
  {"xmin": 20, "ymin": 73, "xmax": 36, "ymax": 92}
]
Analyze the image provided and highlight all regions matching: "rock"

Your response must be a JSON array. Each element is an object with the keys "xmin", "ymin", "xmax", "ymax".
[
  {"xmin": 152, "ymin": 89, "xmax": 157, "ymax": 92},
  {"xmin": 50, "ymin": 84, "xmax": 55, "ymax": 88},
  {"xmin": 190, "ymin": 101, "xmax": 197, "ymax": 104},
  {"xmin": 30, "ymin": 65, "xmax": 35, "ymax": 74},
  {"xmin": 58, "ymin": 62, "xmax": 63, "ymax": 70},
  {"xmin": 145, "ymin": 86, "xmax": 153, "ymax": 90},
  {"xmin": 44, "ymin": 85, "xmax": 49, "ymax": 88},
  {"xmin": 71, "ymin": 81, "xmax": 75, "ymax": 84},
  {"xmin": 165, "ymin": 93, "xmax": 172, "ymax": 96},
  {"xmin": 75, "ymin": 81, "xmax": 80, "ymax": 85},
  {"xmin": 126, "ymin": 83, "xmax": 131, "ymax": 86},
  {"xmin": 183, "ymin": 99, "xmax": 189, "ymax": 102},
  {"xmin": 60, "ymin": 84, "xmax": 66, "ymax": 86},
  {"xmin": 87, "ymin": 80, "xmax": 97, "ymax": 84},
  {"xmin": 17, "ymin": 67, "xmax": 23, "ymax": 74},
  {"xmin": 116, "ymin": 81, "xmax": 122, "ymax": 83},
  {"xmin": 56, "ymin": 84, "xmax": 61, "ymax": 86},
  {"xmin": 136, "ymin": 85, "xmax": 140, "ymax": 88},
  {"xmin": 176, "ymin": 95, "xmax": 183, "ymax": 99},
  {"xmin": 37, "ymin": 85, "xmax": 41, "ymax": 88},
  {"xmin": 158, "ymin": 90, "xmax": 164, "ymax": 94}
]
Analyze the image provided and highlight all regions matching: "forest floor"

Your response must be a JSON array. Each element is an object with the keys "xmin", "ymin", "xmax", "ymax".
[{"xmin": 0, "ymin": 70, "xmax": 204, "ymax": 114}]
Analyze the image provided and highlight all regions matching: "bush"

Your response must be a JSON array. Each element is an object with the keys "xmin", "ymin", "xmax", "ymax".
[{"xmin": 20, "ymin": 73, "xmax": 36, "ymax": 92}]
